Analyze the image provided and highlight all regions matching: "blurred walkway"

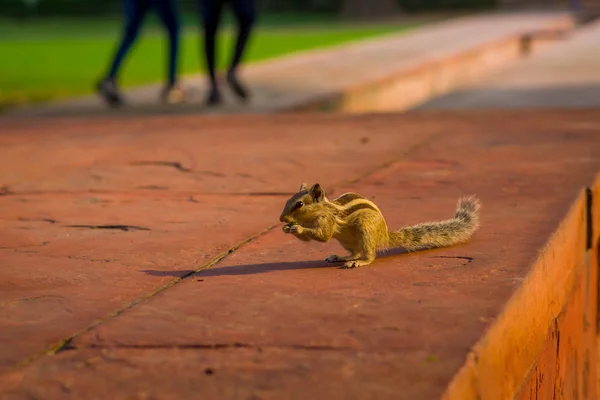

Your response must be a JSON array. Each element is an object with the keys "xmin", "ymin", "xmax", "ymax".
[
  {"xmin": 4, "ymin": 11, "xmax": 573, "ymax": 118},
  {"xmin": 417, "ymin": 17, "xmax": 600, "ymax": 109}
]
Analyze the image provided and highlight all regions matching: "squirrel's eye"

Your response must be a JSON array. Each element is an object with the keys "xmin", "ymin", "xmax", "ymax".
[{"xmin": 295, "ymin": 201, "xmax": 303, "ymax": 209}]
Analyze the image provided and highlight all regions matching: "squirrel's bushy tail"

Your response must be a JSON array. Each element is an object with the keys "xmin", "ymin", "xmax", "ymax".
[{"xmin": 387, "ymin": 195, "xmax": 481, "ymax": 251}]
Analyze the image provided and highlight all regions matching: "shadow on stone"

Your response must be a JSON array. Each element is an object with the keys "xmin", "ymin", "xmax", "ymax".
[
  {"xmin": 141, "ymin": 248, "xmax": 415, "ymax": 278},
  {"xmin": 141, "ymin": 260, "xmax": 330, "ymax": 278},
  {"xmin": 416, "ymin": 84, "xmax": 600, "ymax": 110}
]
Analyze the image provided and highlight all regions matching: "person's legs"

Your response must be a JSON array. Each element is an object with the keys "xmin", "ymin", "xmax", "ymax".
[
  {"xmin": 228, "ymin": 0, "xmax": 256, "ymax": 73},
  {"xmin": 154, "ymin": 0, "xmax": 180, "ymax": 87},
  {"xmin": 154, "ymin": 0, "xmax": 187, "ymax": 104},
  {"xmin": 227, "ymin": 0, "xmax": 256, "ymax": 100},
  {"xmin": 198, "ymin": 0, "xmax": 224, "ymax": 105},
  {"xmin": 107, "ymin": 0, "xmax": 149, "ymax": 80},
  {"xmin": 98, "ymin": 0, "xmax": 149, "ymax": 106}
]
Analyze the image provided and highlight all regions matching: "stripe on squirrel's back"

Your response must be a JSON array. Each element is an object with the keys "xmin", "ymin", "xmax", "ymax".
[
  {"xmin": 342, "ymin": 201, "xmax": 380, "ymax": 218},
  {"xmin": 333, "ymin": 193, "xmax": 364, "ymax": 205}
]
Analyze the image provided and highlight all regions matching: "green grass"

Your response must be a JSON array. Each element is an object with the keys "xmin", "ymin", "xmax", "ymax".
[{"xmin": 0, "ymin": 13, "xmax": 419, "ymax": 109}]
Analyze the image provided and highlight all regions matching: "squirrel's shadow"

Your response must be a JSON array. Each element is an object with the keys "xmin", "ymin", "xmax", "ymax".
[{"xmin": 141, "ymin": 248, "xmax": 409, "ymax": 278}]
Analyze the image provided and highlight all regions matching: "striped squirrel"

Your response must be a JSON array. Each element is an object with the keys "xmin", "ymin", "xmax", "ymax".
[{"xmin": 279, "ymin": 183, "xmax": 481, "ymax": 269}]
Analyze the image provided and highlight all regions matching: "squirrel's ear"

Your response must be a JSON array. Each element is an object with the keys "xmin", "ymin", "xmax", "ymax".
[
  {"xmin": 299, "ymin": 182, "xmax": 308, "ymax": 191},
  {"xmin": 309, "ymin": 183, "xmax": 325, "ymax": 202}
]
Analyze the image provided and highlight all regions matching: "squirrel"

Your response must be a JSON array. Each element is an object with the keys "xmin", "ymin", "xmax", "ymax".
[{"xmin": 279, "ymin": 183, "xmax": 481, "ymax": 269}]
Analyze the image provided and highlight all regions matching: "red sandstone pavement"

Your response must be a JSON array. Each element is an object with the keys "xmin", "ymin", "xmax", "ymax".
[{"xmin": 1, "ymin": 110, "xmax": 600, "ymax": 399}]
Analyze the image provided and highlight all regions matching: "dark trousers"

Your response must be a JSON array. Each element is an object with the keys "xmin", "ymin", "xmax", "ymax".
[
  {"xmin": 198, "ymin": 0, "xmax": 257, "ymax": 89},
  {"xmin": 106, "ymin": 0, "xmax": 180, "ymax": 85}
]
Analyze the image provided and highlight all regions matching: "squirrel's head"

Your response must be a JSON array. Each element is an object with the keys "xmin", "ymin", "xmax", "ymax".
[{"xmin": 279, "ymin": 182, "xmax": 327, "ymax": 224}]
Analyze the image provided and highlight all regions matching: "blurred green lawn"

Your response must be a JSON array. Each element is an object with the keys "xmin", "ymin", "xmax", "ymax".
[{"xmin": 0, "ymin": 13, "xmax": 418, "ymax": 109}]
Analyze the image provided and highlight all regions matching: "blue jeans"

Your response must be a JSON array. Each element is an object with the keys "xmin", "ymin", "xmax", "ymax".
[{"xmin": 106, "ymin": 0, "xmax": 181, "ymax": 85}]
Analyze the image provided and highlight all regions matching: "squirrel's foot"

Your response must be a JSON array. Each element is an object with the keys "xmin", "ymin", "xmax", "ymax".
[
  {"xmin": 342, "ymin": 260, "xmax": 372, "ymax": 269},
  {"xmin": 326, "ymin": 255, "xmax": 341, "ymax": 263},
  {"xmin": 326, "ymin": 254, "xmax": 359, "ymax": 263}
]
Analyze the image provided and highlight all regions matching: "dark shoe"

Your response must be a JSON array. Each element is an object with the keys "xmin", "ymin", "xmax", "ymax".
[
  {"xmin": 161, "ymin": 84, "xmax": 188, "ymax": 105},
  {"xmin": 96, "ymin": 79, "xmax": 123, "ymax": 107},
  {"xmin": 226, "ymin": 70, "xmax": 249, "ymax": 101},
  {"xmin": 205, "ymin": 87, "xmax": 222, "ymax": 106}
]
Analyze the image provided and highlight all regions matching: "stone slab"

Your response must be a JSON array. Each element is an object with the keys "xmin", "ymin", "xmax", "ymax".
[
  {"xmin": 0, "ymin": 113, "xmax": 437, "ymax": 194},
  {"xmin": 1, "ymin": 109, "xmax": 599, "ymax": 399},
  {"xmin": 418, "ymin": 18, "xmax": 600, "ymax": 109},
  {"xmin": 0, "ymin": 112, "xmax": 441, "ymax": 372}
]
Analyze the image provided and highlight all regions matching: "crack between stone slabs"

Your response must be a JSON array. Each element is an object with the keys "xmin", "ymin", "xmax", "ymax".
[
  {"xmin": 130, "ymin": 161, "xmax": 235, "ymax": 179},
  {"xmin": 331, "ymin": 130, "xmax": 445, "ymax": 192},
  {"xmin": 429, "ymin": 255, "xmax": 474, "ymax": 266},
  {"xmin": 0, "ymin": 189, "xmax": 296, "ymax": 197},
  {"xmin": 0, "ymin": 295, "xmax": 66, "ymax": 309},
  {"xmin": 6, "ymin": 131, "xmax": 441, "ymax": 374},
  {"xmin": 65, "ymin": 224, "xmax": 150, "ymax": 232},
  {"xmin": 129, "ymin": 161, "xmax": 192, "ymax": 173},
  {"xmin": 7, "ymin": 223, "xmax": 279, "ymax": 373},
  {"xmin": 10, "ymin": 218, "xmax": 149, "ymax": 233},
  {"xmin": 17, "ymin": 217, "xmax": 57, "ymax": 224},
  {"xmin": 62, "ymin": 343, "xmax": 353, "ymax": 352},
  {"xmin": 0, "ymin": 241, "xmax": 49, "ymax": 250}
]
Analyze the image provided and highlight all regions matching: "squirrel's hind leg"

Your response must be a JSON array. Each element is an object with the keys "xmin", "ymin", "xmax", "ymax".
[
  {"xmin": 326, "ymin": 241, "xmax": 361, "ymax": 263},
  {"xmin": 341, "ymin": 233, "xmax": 376, "ymax": 269}
]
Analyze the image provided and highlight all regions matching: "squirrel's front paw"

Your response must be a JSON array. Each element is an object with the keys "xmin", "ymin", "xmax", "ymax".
[
  {"xmin": 282, "ymin": 223, "xmax": 303, "ymax": 234},
  {"xmin": 288, "ymin": 224, "xmax": 303, "ymax": 234}
]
